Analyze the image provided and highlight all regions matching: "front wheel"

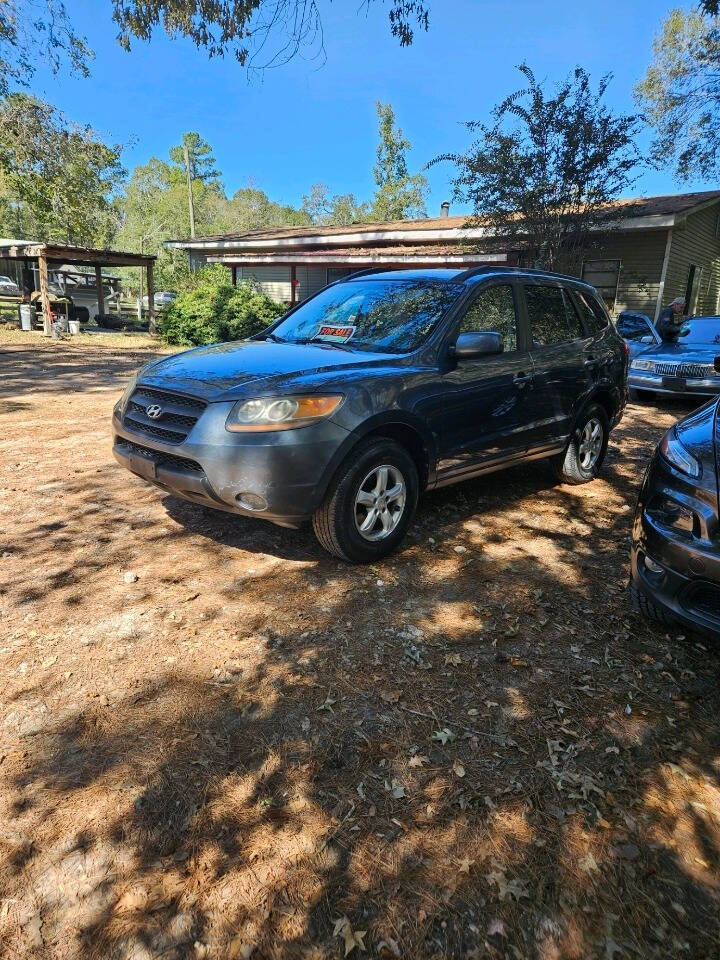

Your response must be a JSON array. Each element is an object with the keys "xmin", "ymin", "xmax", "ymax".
[
  {"xmin": 551, "ymin": 403, "xmax": 609, "ymax": 485},
  {"xmin": 312, "ymin": 438, "xmax": 419, "ymax": 562}
]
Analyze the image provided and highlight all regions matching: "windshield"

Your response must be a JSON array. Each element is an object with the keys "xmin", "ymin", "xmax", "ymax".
[
  {"xmin": 676, "ymin": 317, "xmax": 720, "ymax": 345},
  {"xmin": 267, "ymin": 279, "xmax": 464, "ymax": 353}
]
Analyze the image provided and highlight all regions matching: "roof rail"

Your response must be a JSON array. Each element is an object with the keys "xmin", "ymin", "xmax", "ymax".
[{"xmin": 454, "ymin": 264, "xmax": 583, "ymax": 283}]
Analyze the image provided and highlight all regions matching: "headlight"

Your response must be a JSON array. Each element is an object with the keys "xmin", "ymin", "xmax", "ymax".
[
  {"xmin": 226, "ymin": 395, "xmax": 344, "ymax": 432},
  {"xmin": 631, "ymin": 359, "xmax": 656, "ymax": 371},
  {"xmin": 118, "ymin": 374, "xmax": 138, "ymax": 413},
  {"xmin": 659, "ymin": 427, "xmax": 701, "ymax": 478}
]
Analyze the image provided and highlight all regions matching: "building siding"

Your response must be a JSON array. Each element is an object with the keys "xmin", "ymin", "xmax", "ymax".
[
  {"xmin": 237, "ymin": 265, "xmax": 292, "ymax": 303},
  {"xmin": 580, "ymin": 231, "xmax": 669, "ymax": 318},
  {"xmin": 663, "ymin": 202, "xmax": 720, "ymax": 316}
]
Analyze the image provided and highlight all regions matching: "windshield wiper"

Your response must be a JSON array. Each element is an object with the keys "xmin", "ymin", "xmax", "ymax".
[{"xmin": 264, "ymin": 333, "xmax": 286, "ymax": 343}]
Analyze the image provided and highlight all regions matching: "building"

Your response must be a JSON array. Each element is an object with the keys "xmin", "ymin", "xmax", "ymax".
[{"xmin": 167, "ymin": 190, "xmax": 720, "ymax": 320}]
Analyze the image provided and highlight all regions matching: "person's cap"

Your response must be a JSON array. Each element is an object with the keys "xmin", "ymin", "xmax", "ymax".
[{"xmin": 669, "ymin": 297, "xmax": 686, "ymax": 307}]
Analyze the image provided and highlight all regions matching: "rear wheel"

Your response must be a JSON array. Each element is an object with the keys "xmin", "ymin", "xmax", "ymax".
[
  {"xmin": 551, "ymin": 403, "xmax": 609, "ymax": 485},
  {"xmin": 312, "ymin": 438, "xmax": 419, "ymax": 562}
]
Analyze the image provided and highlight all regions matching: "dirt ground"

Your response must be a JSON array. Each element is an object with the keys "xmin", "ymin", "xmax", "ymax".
[{"xmin": 1, "ymin": 331, "xmax": 719, "ymax": 960}]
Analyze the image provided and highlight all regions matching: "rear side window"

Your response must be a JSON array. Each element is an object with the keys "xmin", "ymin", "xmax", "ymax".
[
  {"xmin": 574, "ymin": 290, "xmax": 610, "ymax": 333},
  {"xmin": 524, "ymin": 284, "xmax": 583, "ymax": 346}
]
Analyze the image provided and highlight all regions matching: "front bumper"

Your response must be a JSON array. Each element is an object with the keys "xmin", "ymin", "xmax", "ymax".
[
  {"xmin": 629, "ymin": 370, "xmax": 720, "ymax": 397},
  {"xmin": 112, "ymin": 401, "xmax": 351, "ymax": 526},
  {"xmin": 630, "ymin": 457, "xmax": 720, "ymax": 638}
]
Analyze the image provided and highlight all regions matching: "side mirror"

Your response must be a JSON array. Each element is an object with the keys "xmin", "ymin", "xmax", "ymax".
[{"xmin": 454, "ymin": 331, "xmax": 503, "ymax": 360}]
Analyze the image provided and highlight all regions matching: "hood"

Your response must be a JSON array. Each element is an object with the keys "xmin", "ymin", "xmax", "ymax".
[
  {"xmin": 139, "ymin": 339, "xmax": 399, "ymax": 399},
  {"xmin": 638, "ymin": 341, "xmax": 720, "ymax": 364}
]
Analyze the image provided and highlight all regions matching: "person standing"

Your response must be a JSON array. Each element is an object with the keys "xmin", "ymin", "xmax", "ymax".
[{"xmin": 656, "ymin": 296, "xmax": 687, "ymax": 341}]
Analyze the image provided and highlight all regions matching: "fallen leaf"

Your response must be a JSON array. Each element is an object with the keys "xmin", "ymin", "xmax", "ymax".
[
  {"xmin": 452, "ymin": 760, "xmax": 466, "ymax": 778},
  {"xmin": 578, "ymin": 853, "xmax": 600, "ymax": 873},
  {"xmin": 432, "ymin": 727, "xmax": 455, "ymax": 745},
  {"xmin": 380, "ymin": 690, "xmax": 402, "ymax": 703},
  {"xmin": 444, "ymin": 654, "xmax": 462, "ymax": 666},
  {"xmin": 487, "ymin": 918, "xmax": 505, "ymax": 937},
  {"xmin": 333, "ymin": 916, "xmax": 367, "ymax": 956},
  {"xmin": 408, "ymin": 755, "xmax": 429, "ymax": 768},
  {"xmin": 458, "ymin": 857, "xmax": 474, "ymax": 874}
]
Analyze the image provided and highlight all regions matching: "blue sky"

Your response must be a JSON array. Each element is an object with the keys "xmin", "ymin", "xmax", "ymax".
[{"xmin": 30, "ymin": 0, "xmax": 709, "ymax": 216}]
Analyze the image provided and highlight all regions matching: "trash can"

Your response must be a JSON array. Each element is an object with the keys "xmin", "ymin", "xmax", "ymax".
[
  {"xmin": 19, "ymin": 304, "xmax": 32, "ymax": 331},
  {"xmin": 68, "ymin": 320, "xmax": 80, "ymax": 335}
]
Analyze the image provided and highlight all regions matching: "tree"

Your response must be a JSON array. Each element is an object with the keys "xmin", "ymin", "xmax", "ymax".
[
  {"xmin": 112, "ymin": 1, "xmax": 430, "ymax": 68},
  {"xmin": 169, "ymin": 132, "xmax": 220, "ymax": 185},
  {"xmin": 230, "ymin": 185, "xmax": 311, "ymax": 229},
  {"xmin": 371, "ymin": 102, "xmax": 427, "ymax": 221},
  {"xmin": 636, "ymin": 7, "xmax": 720, "ymax": 181},
  {"xmin": 302, "ymin": 183, "xmax": 371, "ymax": 225},
  {"xmin": 436, "ymin": 65, "xmax": 644, "ymax": 273},
  {"xmin": 0, "ymin": 0, "xmax": 92, "ymax": 98},
  {"xmin": 0, "ymin": 94, "xmax": 124, "ymax": 246}
]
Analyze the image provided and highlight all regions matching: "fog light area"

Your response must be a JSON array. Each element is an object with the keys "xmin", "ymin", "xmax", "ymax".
[{"xmin": 235, "ymin": 492, "xmax": 268, "ymax": 512}]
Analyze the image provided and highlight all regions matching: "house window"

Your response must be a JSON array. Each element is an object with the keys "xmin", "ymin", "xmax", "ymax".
[{"xmin": 581, "ymin": 259, "xmax": 621, "ymax": 311}]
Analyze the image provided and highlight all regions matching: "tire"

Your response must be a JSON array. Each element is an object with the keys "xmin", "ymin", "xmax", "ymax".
[
  {"xmin": 551, "ymin": 403, "xmax": 609, "ymax": 485},
  {"xmin": 312, "ymin": 438, "xmax": 419, "ymax": 562},
  {"xmin": 629, "ymin": 581, "xmax": 678, "ymax": 628}
]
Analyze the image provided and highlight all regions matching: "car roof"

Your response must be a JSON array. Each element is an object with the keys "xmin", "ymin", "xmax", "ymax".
[{"xmin": 340, "ymin": 266, "xmax": 596, "ymax": 289}]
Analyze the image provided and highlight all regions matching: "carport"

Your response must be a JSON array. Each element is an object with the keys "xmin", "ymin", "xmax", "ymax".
[{"xmin": 0, "ymin": 241, "xmax": 157, "ymax": 334}]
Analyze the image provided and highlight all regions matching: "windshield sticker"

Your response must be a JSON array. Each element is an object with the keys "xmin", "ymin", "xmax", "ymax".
[{"xmin": 313, "ymin": 324, "xmax": 356, "ymax": 343}]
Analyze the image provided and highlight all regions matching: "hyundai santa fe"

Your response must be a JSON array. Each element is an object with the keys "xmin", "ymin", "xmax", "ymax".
[{"xmin": 113, "ymin": 267, "xmax": 628, "ymax": 562}]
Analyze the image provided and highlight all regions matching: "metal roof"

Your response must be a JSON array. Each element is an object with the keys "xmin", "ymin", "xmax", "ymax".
[{"xmin": 0, "ymin": 241, "xmax": 155, "ymax": 268}]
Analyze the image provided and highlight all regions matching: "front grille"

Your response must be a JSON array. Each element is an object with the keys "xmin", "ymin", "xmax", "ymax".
[
  {"xmin": 122, "ymin": 386, "xmax": 207, "ymax": 445},
  {"xmin": 654, "ymin": 361, "xmax": 716, "ymax": 379},
  {"xmin": 682, "ymin": 583, "xmax": 720, "ymax": 623},
  {"xmin": 115, "ymin": 437, "xmax": 203, "ymax": 474}
]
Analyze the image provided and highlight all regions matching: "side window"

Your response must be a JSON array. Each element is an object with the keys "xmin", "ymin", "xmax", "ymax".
[
  {"xmin": 458, "ymin": 284, "xmax": 517, "ymax": 352},
  {"xmin": 562, "ymin": 289, "xmax": 585, "ymax": 339},
  {"xmin": 524, "ymin": 284, "xmax": 579, "ymax": 346},
  {"xmin": 616, "ymin": 313, "xmax": 653, "ymax": 342},
  {"xmin": 574, "ymin": 289, "xmax": 610, "ymax": 333}
]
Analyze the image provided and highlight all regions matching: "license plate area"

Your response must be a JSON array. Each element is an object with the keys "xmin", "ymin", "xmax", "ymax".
[
  {"xmin": 128, "ymin": 451, "xmax": 157, "ymax": 480},
  {"xmin": 662, "ymin": 376, "xmax": 687, "ymax": 391}
]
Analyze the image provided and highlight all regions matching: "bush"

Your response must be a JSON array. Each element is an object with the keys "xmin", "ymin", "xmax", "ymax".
[{"xmin": 159, "ymin": 267, "xmax": 286, "ymax": 346}]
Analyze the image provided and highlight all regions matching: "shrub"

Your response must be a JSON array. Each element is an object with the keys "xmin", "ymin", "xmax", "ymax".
[{"xmin": 159, "ymin": 267, "xmax": 286, "ymax": 346}]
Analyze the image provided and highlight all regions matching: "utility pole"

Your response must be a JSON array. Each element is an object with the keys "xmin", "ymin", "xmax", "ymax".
[{"xmin": 183, "ymin": 143, "xmax": 196, "ymax": 239}]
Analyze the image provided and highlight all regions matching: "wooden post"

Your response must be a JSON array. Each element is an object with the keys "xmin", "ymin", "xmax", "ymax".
[
  {"xmin": 147, "ymin": 260, "xmax": 155, "ymax": 333},
  {"xmin": 38, "ymin": 254, "xmax": 53, "ymax": 336},
  {"xmin": 95, "ymin": 265, "xmax": 105, "ymax": 319},
  {"xmin": 290, "ymin": 264, "xmax": 297, "ymax": 306},
  {"xmin": 231, "ymin": 265, "xmax": 237, "ymax": 287}
]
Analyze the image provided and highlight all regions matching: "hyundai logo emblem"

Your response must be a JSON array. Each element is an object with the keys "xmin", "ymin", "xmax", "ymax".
[{"xmin": 146, "ymin": 404, "xmax": 164, "ymax": 420}]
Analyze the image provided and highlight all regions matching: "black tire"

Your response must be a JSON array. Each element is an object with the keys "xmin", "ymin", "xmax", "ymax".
[
  {"xmin": 629, "ymin": 581, "xmax": 678, "ymax": 628},
  {"xmin": 551, "ymin": 403, "xmax": 609, "ymax": 485},
  {"xmin": 312, "ymin": 438, "xmax": 419, "ymax": 562}
]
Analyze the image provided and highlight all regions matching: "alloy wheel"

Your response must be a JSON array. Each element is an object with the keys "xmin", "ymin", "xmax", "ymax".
[
  {"xmin": 579, "ymin": 418, "xmax": 604, "ymax": 471},
  {"xmin": 354, "ymin": 464, "xmax": 407, "ymax": 541}
]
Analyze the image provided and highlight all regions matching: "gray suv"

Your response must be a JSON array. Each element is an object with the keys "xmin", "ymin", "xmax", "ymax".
[{"xmin": 113, "ymin": 267, "xmax": 627, "ymax": 562}]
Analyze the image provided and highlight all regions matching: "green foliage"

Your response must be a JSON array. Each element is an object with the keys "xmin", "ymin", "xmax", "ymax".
[
  {"xmin": 111, "ymin": 1, "xmax": 429, "ymax": 68},
  {"xmin": 636, "ymin": 8, "xmax": 720, "ymax": 181},
  {"xmin": 302, "ymin": 183, "xmax": 371, "ymax": 225},
  {"xmin": 159, "ymin": 266, "xmax": 285, "ymax": 345},
  {"xmin": 0, "ymin": 94, "xmax": 125, "ymax": 245},
  {"xmin": 435, "ymin": 65, "xmax": 644, "ymax": 272},
  {"xmin": 371, "ymin": 102, "xmax": 427, "ymax": 221},
  {"xmin": 169, "ymin": 132, "xmax": 220, "ymax": 185},
  {"xmin": 0, "ymin": 0, "xmax": 92, "ymax": 98}
]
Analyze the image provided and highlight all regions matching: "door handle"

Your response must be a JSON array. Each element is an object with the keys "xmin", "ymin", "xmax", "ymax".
[
  {"xmin": 513, "ymin": 371, "xmax": 533, "ymax": 386},
  {"xmin": 584, "ymin": 357, "xmax": 599, "ymax": 367}
]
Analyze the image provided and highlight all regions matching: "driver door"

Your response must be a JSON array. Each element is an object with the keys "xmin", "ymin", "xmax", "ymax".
[{"xmin": 436, "ymin": 281, "xmax": 536, "ymax": 481}]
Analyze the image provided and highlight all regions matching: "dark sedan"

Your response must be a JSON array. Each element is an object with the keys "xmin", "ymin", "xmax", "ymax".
[
  {"xmin": 625, "ymin": 315, "xmax": 720, "ymax": 399},
  {"xmin": 631, "ymin": 397, "xmax": 720, "ymax": 637}
]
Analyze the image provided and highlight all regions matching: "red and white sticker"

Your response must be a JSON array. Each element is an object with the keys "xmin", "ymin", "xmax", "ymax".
[{"xmin": 313, "ymin": 324, "xmax": 356, "ymax": 343}]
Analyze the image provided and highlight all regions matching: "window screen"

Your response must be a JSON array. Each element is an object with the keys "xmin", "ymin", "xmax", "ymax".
[
  {"xmin": 525, "ymin": 285, "xmax": 580, "ymax": 346},
  {"xmin": 459, "ymin": 284, "xmax": 517, "ymax": 352},
  {"xmin": 581, "ymin": 259, "xmax": 621, "ymax": 310}
]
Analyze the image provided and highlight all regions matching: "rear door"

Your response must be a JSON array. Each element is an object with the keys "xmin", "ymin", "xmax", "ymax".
[
  {"xmin": 436, "ymin": 280, "xmax": 536, "ymax": 479},
  {"xmin": 521, "ymin": 281, "xmax": 592, "ymax": 449}
]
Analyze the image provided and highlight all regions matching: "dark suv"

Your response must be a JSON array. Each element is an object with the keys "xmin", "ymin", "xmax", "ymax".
[{"xmin": 113, "ymin": 267, "xmax": 627, "ymax": 561}]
